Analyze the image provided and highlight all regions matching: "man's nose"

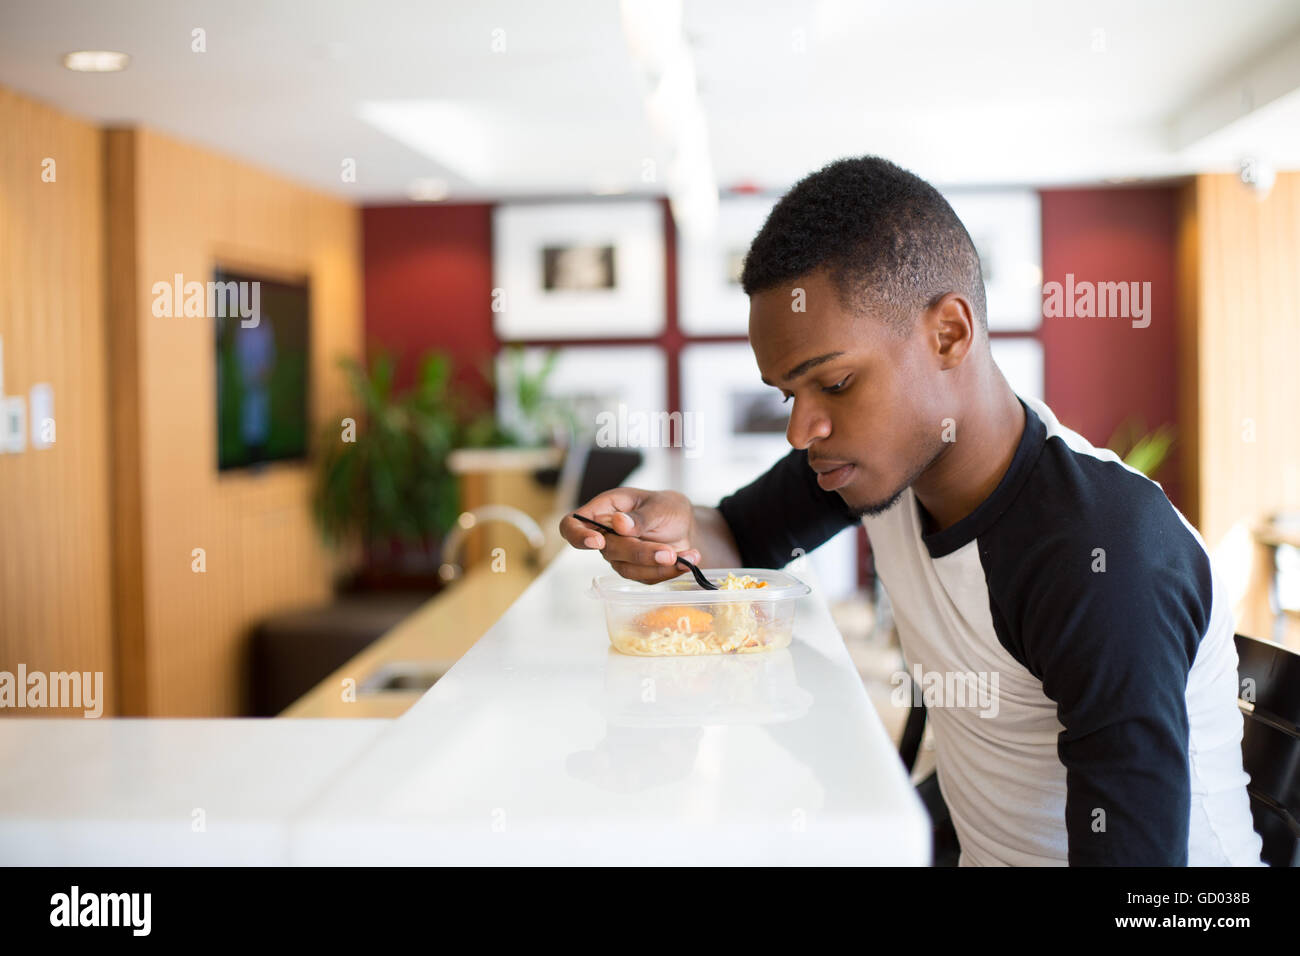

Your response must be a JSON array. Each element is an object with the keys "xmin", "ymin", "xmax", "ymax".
[{"xmin": 786, "ymin": 399, "xmax": 831, "ymax": 450}]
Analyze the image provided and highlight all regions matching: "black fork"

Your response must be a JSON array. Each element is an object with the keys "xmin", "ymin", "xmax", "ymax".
[{"xmin": 570, "ymin": 513, "xmax": 718, "ymax": 590}]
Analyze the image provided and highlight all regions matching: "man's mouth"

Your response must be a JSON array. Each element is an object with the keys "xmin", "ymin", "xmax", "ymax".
[{"xmin": 810, "ymin": 459, "xmax": 856, "ymax": 492}]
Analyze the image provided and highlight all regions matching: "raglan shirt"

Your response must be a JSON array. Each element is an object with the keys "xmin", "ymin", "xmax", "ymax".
[{"xmin": 717, "ymin": 393, "xmax": 1264, "ymax": 866}]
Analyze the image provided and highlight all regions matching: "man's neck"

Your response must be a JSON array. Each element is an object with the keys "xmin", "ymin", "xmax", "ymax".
[{"xmin": 912, "ymin": 377, "xmax": 1026, "ymax": 534}]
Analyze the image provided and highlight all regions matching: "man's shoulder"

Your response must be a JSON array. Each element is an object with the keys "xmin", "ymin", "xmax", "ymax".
[
  {"xmin": 985, "ymin": 442, "xmax": 1210, "ymax": 684},
  {"xmin": 980, "ymin": 404, "xmax": 1212, "ymax": 639},
  {"xmin": 996, "ymin": 407, "xmax": 1199, "ymax": 569}
]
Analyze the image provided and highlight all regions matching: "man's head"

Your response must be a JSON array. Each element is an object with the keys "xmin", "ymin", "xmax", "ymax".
[{"xmin": 742, "ymin": 156, "xmax": 990, "ymax": 517}]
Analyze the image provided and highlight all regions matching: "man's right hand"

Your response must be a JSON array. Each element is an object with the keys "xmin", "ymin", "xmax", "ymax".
[{"xmin": 559, "ymin": 487, "xmax": 703, "ymax": 584}]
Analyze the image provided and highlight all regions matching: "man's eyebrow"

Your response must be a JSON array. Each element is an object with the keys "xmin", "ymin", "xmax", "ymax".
[{"xmin": 759, "ymin": 351, "xmax": 847, "ymax": 387}]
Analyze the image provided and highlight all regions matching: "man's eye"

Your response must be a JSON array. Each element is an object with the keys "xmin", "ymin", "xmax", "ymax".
[{"xmin": 822, "ymin": 376, "xmax": 850, "ymax": 394}]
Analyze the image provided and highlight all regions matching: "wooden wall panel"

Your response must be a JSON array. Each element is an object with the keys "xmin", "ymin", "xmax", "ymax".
[
  {"xmin": 1186, "ymin": 172, "xmax": 1300, "ymax": 552},
  {"xmin": 0, "ymin": 88, "xmax": 114, "ymax": 716},
  {"xmin": 107, "ymin": 128, "xmax": 362, "ymax": 716},
  {"xmin": 104, "ymin": 130, "xmax": 146, "ymax": 715},
  {"xmin": 1175, "ymin": 181, "xmax": 1202, "ymax": 531}
]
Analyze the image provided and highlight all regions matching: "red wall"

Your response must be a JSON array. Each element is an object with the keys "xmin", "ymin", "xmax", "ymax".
[
  {"xmin": 1039, "ymin": 186, "xmax": 1183, "ymax": 510},
  {"xmin": 362, "ymin": 204, "xmax": 499, "ymax": 411}
]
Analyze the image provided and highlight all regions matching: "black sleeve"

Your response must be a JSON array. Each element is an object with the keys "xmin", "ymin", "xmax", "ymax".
[
  {"xmin": 982, "ymin": 472, "xmax": 1211, "ymax": 866},
  {"xmin": 715, "ymin": 448, "xmax": 860, "ymax": 569},
  {"xmin": 1022, "ymin": 540, "xmax": 1204, "ymax": 866}
]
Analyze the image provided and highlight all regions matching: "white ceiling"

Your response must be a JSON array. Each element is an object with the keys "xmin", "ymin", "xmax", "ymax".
[{"xmin": 2, "ymin": 0, "xmax": 1299, "ymax": 201}]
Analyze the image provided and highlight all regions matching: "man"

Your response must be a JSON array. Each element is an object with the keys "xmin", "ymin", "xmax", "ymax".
[{"xmin": 559, "ymin": 156, "xmax": 1264, "ymax": 867}]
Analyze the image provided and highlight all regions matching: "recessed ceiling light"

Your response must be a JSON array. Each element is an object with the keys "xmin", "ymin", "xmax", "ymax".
[
  {"xmin": 62, "ymin": 51, "xmax": 131, "ymax": 72},
  {"xmin": 359, "ymin": 101, "xmax": 492, "ymax": 184},
  {"xmin": 407, "ymin": 178, "xmax": 449, "ymax": 202}
]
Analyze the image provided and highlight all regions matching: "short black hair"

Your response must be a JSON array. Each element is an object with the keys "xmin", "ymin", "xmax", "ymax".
[{"xmin": 740, "ymin": 156, "xmax": 986, "ymax": 334}]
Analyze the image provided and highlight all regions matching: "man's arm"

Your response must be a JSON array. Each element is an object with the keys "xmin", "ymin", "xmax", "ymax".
[
  {"xmin": 1007, "ymin": 532, "xmax": 1211, "ymax": 865},
  {"xmin": 716, "ymin": 447, "xmax": 861, "ymax": 568}
]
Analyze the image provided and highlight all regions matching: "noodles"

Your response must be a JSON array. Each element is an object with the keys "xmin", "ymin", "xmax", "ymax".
[
  {"xmin": 613, "ymin": 573, "xmax": 783, "ymax": 656},
  {"xmin": 716, "ymin": 573, "xmax": 767, "ymax": 591}
]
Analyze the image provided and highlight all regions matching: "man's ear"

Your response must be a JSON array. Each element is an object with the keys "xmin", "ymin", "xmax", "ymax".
[{"xmin": 927, "ymin": 293, "xmax": 976, "ymax": 370}]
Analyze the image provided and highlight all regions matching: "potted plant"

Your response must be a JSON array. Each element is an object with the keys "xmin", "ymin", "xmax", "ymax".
[
  {"xmin": 1107, "ymin": 419, "xmax": 1176, "ymax": 479},
  {"xmin": 312, "ymin": 350, "xmax": 462, "ymax": 587},
  {"xmin": 491, "ymin": 345, "xmax": 577, "ymax": 448},
  {"xmin": 313, "ymin": 345, "xmax": 577, "ymax": 588}
]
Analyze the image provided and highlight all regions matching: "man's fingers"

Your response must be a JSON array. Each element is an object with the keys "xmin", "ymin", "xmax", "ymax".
[
  {"xmin": 560, "ymin": 487, "xmax": 652, "ymax": 548},
  {"xmin": 557, "ymin": 514, "xmax": 601, "ymax": 549},
  {"xmin": 591, "ymin": 508, "xmax": 646, "ymax": 540},
  {"xmin": 609, "ymin": 511, "xmax": 637, "ymax": 535},
  {"xmin": 561, "ymin": 489, "xmax": 698, "ymax": 583},
  {"xmin": 559, "ymin": 519, "xmax": 697, "ymax": 566},
  {"xmin": 597, "ymin": 534, "xmax": 682, "ymax": 567},
  {"xmin": 608, "ymin": 560, "xmax": 682, "ymax": 585},
  {"xmin": 591, "ymin": 494, "xmax": 687, "ymax": 543},
  {"xmin": 560, "ymin": 512, "xmax": 663, "ymax": 564},
  {"xmin": 578, "ymin": 487, "xmax": 649, "ymax": 523}
]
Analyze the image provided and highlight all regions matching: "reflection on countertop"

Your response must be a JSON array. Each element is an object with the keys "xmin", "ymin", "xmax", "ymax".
[{"xmin": 566, "ymin": 648, "xmax": 814, "ymax": 794}]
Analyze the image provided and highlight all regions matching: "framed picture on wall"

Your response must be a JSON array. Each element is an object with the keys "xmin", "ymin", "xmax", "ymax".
[
  {"xmin": 679, "ymin": 342, "xmax": 789, "ymax": 467},
  {"xmin": 492, "ymin": 200, "xmax": 665, "ymax": 339},
  {"xmin": 495, "ymin": 345, "xmax": 667, "ymax": 447},
  {"xmin": 943, "ymin": 190, "xmax": 1042, "ymax": 332},
  {"xmin": 677, "ymin": 195, "xmax": 777, "ymax": 336}
]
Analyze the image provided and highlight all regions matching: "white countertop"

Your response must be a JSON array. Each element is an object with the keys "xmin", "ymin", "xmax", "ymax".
[
  {"xmin": 0, "ymin": 454, "xmax": 930, "ymax": 866},
  {"xmin": 289, "ymin": 548, "xmax": 930, "ymax": 864},
  {"xmin": 0, "ymin": 719, "xmax": 389, "ymax": 865}
]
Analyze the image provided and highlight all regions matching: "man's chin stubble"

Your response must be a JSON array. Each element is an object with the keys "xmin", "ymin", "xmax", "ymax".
[
  {"xmin": 848, "ymin": 485, "xmax": 908, "ymax": 518},
  {"xmin": 845, "ymin": 444, "xmax": 947, "ymax": 519}
]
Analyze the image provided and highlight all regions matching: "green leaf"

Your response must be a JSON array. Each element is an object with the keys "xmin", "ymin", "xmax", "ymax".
[{"xmin": 313, "ymin": 346, "xmax": 534, "ymax": 553}]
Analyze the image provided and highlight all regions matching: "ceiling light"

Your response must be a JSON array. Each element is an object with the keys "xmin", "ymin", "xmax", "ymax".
[
  {"xmin": 407, "ymin": 178, "xmax": 449, "ymax": 202},
  {"xmin": 62, "ymin": 51, "xmax": 130, "ymax": 72},
  {"xmin": 620, "ymin": 0, "xmax": 683, "ymax": 75},
  {"xmin": 359, "ymin": 101, "xmax": 492, "ymax": 184}
]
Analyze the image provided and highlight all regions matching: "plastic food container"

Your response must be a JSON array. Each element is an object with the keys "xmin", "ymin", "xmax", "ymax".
[{"xmin": 590, "ymin": 568, "xmax": 810, "ymax": 657}]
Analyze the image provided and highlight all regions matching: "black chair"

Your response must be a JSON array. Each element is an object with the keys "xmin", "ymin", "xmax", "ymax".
[
  {"xmin": 545, "ymin": 442, "xmax": 645, "ymax": 519},
  {"xmin": 575, "ymin": 446, "xmax": 645, "ymax": 506},
  {"xmin": 1235, "ymin": 632, "xmax": 1300, "ymax": 867}
]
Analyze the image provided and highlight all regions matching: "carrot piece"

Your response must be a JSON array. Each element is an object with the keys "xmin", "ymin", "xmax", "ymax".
[{"xmin": 636, "ymin": 605, "xmax": 714, "ymax": 633}]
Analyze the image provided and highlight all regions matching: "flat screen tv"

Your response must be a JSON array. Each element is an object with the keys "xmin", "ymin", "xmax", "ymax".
[{"xmin": 214, "ymin": 267, "xmax": 310, "ymax": 470}]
